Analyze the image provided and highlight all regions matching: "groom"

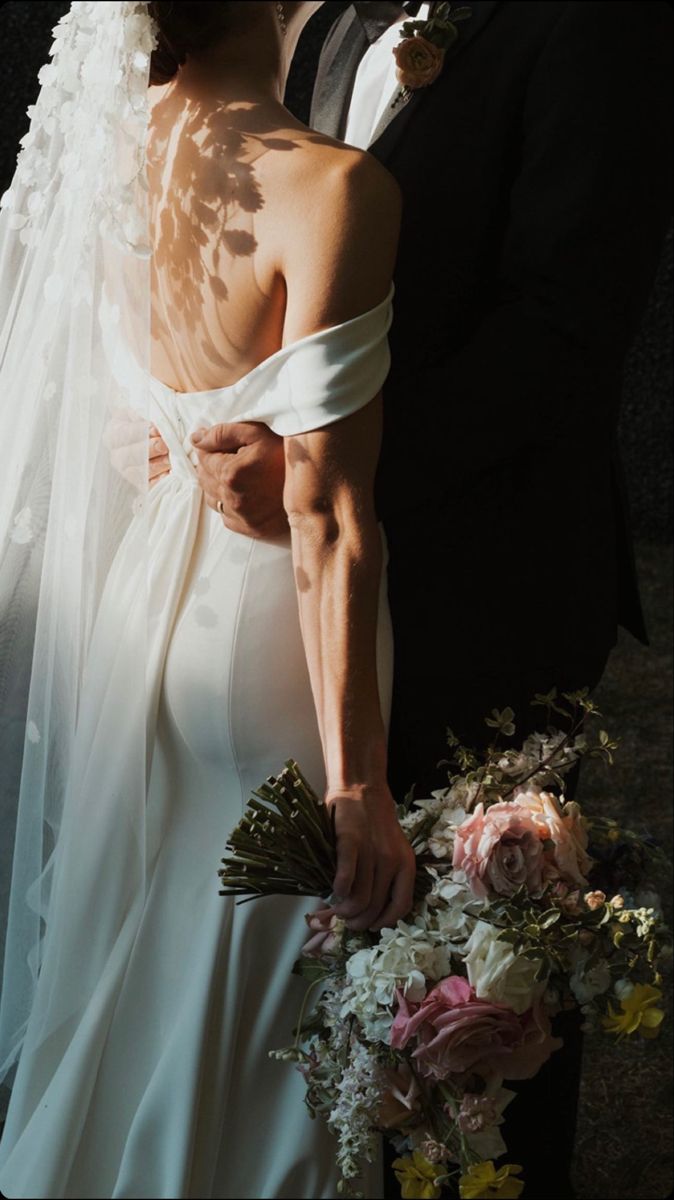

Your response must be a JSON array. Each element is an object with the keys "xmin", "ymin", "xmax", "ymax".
[{"xmin": 189, "ymin": 2, "xmax": 673, "ymax": 1195}]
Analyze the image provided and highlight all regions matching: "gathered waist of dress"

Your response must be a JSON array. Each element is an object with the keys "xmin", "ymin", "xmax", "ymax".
[{"xmin": 148, "ymin": 378, "xmax": 227, "ymax": 483}]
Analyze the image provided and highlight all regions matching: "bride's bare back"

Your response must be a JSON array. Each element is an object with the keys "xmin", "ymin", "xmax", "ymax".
[{"xmin": 147, "ymin": 81, "xmax": 399, "ymax": 394}]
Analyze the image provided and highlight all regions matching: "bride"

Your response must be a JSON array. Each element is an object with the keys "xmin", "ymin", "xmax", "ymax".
[{"xmin": 0, "ymin": 3, "xmax": 416, "ymax": 1198}]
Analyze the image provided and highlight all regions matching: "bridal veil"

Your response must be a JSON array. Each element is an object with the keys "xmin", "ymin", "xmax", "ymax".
[{"xmin": 0, "ymin": 2, "xmax": 157, "ymax": 1091}]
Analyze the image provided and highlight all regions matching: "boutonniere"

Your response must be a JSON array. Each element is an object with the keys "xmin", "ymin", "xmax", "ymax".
[{"xmin": 392, "ymin": 2, "xmax": 472, "ymax": 105}]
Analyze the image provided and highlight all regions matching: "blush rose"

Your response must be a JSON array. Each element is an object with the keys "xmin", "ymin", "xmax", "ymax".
[
  {"xmin": 515, "ymin": 788, "xmax": 593, "ymax": 887},
  {"xmin": 452, "ymin": 801, "xmax": 546, "ymax": 899},
  {"xmin": 390, "ymin": 975, "xmax": 562, "ymax": 1083},
  {"xmin": 393, "ymin": 35, "xmax": 445, "ymax": 90}
]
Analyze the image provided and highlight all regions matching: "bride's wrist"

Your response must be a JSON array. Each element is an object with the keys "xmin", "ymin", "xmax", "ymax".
[
  {"xmin": 325, "ymin": 764, "xmax": 392, "ymax": 805},
  {"xmin": 321, "ymin": 724, "xmax": 386, "ymax": 792}
]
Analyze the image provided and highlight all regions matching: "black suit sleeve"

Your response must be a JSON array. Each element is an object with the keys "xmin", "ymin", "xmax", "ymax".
[{"xmin": 396, "ymin": 1, "xmax": 673, "ymax": 483}]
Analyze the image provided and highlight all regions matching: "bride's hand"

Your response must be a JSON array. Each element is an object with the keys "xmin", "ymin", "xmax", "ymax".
[
  {"xmin": 325, "ymin": 785, "xmax": 417, "ymax": 933},
  {"xmin": 103, "ymin": 408, "xmax": 170, "ymax": 489}
]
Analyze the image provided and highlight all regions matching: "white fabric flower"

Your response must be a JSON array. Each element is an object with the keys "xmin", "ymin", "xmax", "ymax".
[
  {"xmin": 9, "ymin": 4, "xmax": 157, "ymax": 259},
  {"xmin": 10, "ymin": 507, "xmax": 35, "ymax": 545},
  {"xmin": 463, "ymin": 920, "xmax": 545, "ymax": 1014},
  {"xmin": 44, "ymin": 275, "xmax": 64, "ymax": 305}
]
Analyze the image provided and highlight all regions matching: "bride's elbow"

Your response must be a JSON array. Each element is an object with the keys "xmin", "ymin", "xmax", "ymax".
[{"xmin": 284, "ymin": 498, "xmax": 341, "ymax": 547}]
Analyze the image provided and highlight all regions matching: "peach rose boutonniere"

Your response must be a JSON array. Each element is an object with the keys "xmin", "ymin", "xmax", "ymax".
[{"xmin": 393, "ymin": 2, "xmax": 472, "ymax": 103}]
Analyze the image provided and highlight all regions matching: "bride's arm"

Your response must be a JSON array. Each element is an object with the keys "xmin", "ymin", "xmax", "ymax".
[
  {"xmin": 283, "ymin": 398, "xmax": 415, "ymax": 933},
  {"xmin": 280, "ymin": 150, "xmax": 415, "ymax": 932}
]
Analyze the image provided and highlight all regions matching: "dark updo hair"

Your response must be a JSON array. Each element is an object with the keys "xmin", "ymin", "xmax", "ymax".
[{"xmin": 148, "ymin": 2, "xmax": 247, "ymax": 86}]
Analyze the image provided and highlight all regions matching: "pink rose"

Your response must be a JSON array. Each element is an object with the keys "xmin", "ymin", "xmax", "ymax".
[
  {"xmin": 452, "ymin": 801, "xmax": 545, "ymax": 898},
  {"xmin": 393, "ymin": 35, "xmax": 446, "ymax": 90},
  {"xmin": 391, "ymin": 975, "xmax": 562, "ymax": 1083},
  {"xmin": 516, "ymin": 788, "xmax": 593, "ymax": 887},
  {"xmin": 302, "ymin": 908, "xmax": 341, "ymax": 959},
  {"xmin": 376, "ymin": 1062, "xmax": 422, "ymax": 1129}
]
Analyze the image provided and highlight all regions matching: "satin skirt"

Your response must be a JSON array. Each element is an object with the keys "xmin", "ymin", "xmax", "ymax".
[{"xmin": 0, "ymin": 472, "xmax": 391, "ymax": 1199}]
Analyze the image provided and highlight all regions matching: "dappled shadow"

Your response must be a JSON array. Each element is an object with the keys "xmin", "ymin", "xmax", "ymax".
[{"xmin": 147, "ymin": 85, "xmax": 313, "ymax": 391}]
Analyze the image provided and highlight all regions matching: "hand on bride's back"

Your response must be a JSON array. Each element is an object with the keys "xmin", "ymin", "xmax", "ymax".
[
  {"xmin": 325, "ymin": 785, "xmax": 417, "ymax": 933},
  {"xmin": 191, "ymin": 420, "xmax": 287, "ymax": 537}
]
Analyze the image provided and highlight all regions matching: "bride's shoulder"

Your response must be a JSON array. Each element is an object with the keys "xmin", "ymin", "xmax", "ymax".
[
  {"xmin": 277, "ymin": 126, "xmax": 401, "ymax": 224},
  {"xmin": 272, "ymin": 123, "xmax": 402, "ymax": 258},
  {"xmin": 271, "ymin": 127, "xmax": 401, "ymax": 335}
]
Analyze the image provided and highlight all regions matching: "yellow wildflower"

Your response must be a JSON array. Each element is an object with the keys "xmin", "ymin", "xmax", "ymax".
[
  {"xmin": 392, "ymin": 1151, "xmax": 442, "ymax": 1199},
  {"xmin": 602, "ymin": 983, "xmax": 664, "ymax": 1039},
  {"xmin": 459, "ymin": 1161, "xmax": 524, "ymax": 1199}
]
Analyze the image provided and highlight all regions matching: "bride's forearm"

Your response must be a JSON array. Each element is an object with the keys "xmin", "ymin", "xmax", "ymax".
[
  {"xmin": 286, "ymin": 503, "xmax": 388, "ymax": 792},
  {"xmin": 282, "ymin": 404, "xmax": 415, "ymax": 932}
]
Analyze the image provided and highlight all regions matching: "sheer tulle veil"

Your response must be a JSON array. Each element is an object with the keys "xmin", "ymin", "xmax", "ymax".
[{"xmin": 0, "ymin": 3, "xmax": 157, "ymax": 1093}]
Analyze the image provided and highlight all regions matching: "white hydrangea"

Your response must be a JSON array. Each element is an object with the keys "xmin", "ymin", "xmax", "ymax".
[
  {"xmin": 427, "ymin": 805, "xmax": 468, "ymax": 860},
  {"xmin": 340, "ymin": 920, "xmax": 453, "ymax": 1043},
  {"xmin": 426, "ymin": 877, "xmax": 486, "ymax": 951}
]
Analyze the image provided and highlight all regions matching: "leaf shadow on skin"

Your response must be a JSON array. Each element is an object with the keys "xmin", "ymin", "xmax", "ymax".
[{"xmin": 147, "ymin": 85, "xmax": 335, "ymax": 393}]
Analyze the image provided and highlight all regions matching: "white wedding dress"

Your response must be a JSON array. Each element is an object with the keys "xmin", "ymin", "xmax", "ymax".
[{"xmin": 0, "ymin": 294, "xmax": 393, "ymax": 1200}]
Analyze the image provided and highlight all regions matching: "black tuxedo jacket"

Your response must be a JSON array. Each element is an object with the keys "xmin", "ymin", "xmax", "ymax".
[{"xmin": 310, "ymin": 1, "xmax": 672, "ymax": 677}]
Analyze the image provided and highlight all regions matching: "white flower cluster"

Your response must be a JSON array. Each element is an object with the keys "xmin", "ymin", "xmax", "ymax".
[
  {"xmin": 427, "ymin": 804, "xmax": 468, "ymax": 860},
  {"xmin": 328, "ymin": 1040, "xmax": 382, "ymax": 1184},
  {"xmin": 497, "ymin": 730, "xmax": 586, "ymax": 786},
  {"xmin": 425, "ymin": 877, "xmax": 486, "ymax": 951},
  {"xmin": 340, "ymin": 919, "xmax": 453, "ymax": 1043},
  {"xmin": 400, "ymin": 779, "xmax": 482, "ymax": 857},
  {"xmin": 568, "ymin": 948, "xmax": 612, "ymax": 1006},
  {"xmin": 398, "ymin": 791, "xmax": 445, "ymax": 840}
]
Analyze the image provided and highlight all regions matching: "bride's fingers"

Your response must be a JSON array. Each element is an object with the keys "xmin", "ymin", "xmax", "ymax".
[
  {"xmin": 149, "ymin": 435, "xmax": 168, "ymax": 459},
  {"xmin": 149, "ymin": 454, "xmax": 171, "ymax": 480},
  {"xmin": 331, "ymin": 834, "xmax": 357, "ymax": 903},
  {"xmin": 334, "ymin": 849, "xmax": 374, "ymax": 922},
  {"xmin": 346, "ymin": 862, "xmax": 395, "ymax": 932},
  {"xmin": 369, "ymin": 863, "xmax": 415, "ymax": 933}
]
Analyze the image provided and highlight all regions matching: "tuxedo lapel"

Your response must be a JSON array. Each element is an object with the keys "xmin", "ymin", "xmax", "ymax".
[
  {"xmin": 310, "ymin": 8, "xmax": 369, "ymax": 139},
  {"xmin": 369, "ymin": 0, "xmax": 501, "ymax": 162}
]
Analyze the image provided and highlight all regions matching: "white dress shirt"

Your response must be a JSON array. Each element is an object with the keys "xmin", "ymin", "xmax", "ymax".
[{"xmin": 343, "ymin": 3, "xmax": 433, "ymax": 149}]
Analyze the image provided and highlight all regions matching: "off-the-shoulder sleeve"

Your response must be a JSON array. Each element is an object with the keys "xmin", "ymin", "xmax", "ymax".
[{"xmin": 238, "ymin": 287, "xmax": 393, "ymax": 436}]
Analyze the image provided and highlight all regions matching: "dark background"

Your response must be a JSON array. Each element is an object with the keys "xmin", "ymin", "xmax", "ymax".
[
  {"xmin": 0, "ymin": 5, "xmax": 672, "ymax": 1198},
  {"xmin": 0, "ymin": 0, "xmax": 672, "ymax": 538}
]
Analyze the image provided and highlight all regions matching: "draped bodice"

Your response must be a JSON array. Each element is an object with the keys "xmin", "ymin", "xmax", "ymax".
[{"xmin": 145, "ymin": 288, "xmax": 394, "ymax": 481}]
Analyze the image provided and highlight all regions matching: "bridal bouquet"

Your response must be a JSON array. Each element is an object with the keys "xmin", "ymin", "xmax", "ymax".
[{"xmin": 219, "ymin": 691, "xmax": 670, "ymax": 1198}]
